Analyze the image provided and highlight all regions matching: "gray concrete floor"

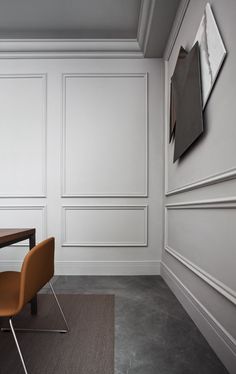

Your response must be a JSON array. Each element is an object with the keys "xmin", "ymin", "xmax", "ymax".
[{"xmin": 45, "ymin": 275, "xmax": 228, "ymax": 374}]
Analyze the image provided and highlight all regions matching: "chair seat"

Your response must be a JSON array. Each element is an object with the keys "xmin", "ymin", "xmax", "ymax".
[{"xmin": 0, "ymin": 272, "xmax": 20, "ymax": 317}]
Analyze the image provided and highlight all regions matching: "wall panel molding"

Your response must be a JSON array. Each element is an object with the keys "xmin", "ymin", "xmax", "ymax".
[
  {"xmin": 164, "ymin": 199, "xmax": 236, "ymax": 305},
  {"xmin": 166, "ymin": 167, "xmax": 236, "ymax": 196},
  {"xmin": 61, "ymin": 73, "xmax": 148, "ymax": 197},
  {"xmin": 166, "ymin": 196, "xmax": 236, "ymax": 208},
  {"xmin": 0, "ymin": 74, "xmax": 47, "ymax": 198},
  {"xmin": 62, "ymin": 205, "xmax": 148, "ymax": 247},
  {"xmin": 161, "ymin": 262, "xmax": 236, "ymax": 373},
  {"xmin": 0, "ymin": 205, "xmax": 47, "ymax": 246}
]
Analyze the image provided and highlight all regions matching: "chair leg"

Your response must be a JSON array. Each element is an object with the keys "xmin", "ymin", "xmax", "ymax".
[
  {"xmin": 9, "ymin": 318, "xmax": 28, "ymax": 374},
  {"xmin": 49, "ymin": 282, "xmax": 69, "ymax": 332},
  {"xmin": 2, "ymin": 283, "xmax": 69, "ymax": 334}
]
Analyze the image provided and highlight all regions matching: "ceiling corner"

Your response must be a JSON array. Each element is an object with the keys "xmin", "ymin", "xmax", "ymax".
[
  {"xmin": 163, "ymin": 0, "xmax": 190, "ymax": 60},
  {"xmin": 137, "ymin": 0, "xmax": 156, "ymax": 56}
]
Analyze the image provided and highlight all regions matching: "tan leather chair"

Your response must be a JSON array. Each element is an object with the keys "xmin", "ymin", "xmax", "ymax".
[{"xmin": 0, "ymin": 237, "xmax": 69, "ymax": 374}]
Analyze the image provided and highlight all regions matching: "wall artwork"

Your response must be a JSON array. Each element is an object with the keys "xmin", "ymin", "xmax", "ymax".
[
  {"xmin": 169, "ymin": 47, "xmax": 188, "ymax": 143},
  {"xmin": 169, "ymin": 3, "xmax": 227, "ymax": 162},
  {"xmin": 171, "ymin": 43, "xmax": 203, "ymax": 162},
  {"xmin": 194, "ymin": 3, "xmax": 227, "ymax": 108}
]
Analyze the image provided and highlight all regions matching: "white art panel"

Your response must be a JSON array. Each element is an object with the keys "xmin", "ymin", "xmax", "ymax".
[
  {"xmin": 0, "ymin": 75, "xmax": 46, "ymax": 196},
  {"xmin": 0, "ymin": 206, "xmax": 46, "ymax": 246},
  {"xmin": 62, "ymin": 74, "xmax": 147, "ymax": 196},
  {"xmin": 62, "ymin": 206, "xmax": 147, "ymax": 246},
  {"xmin": 194, "ymin": 3, "xmax": 226, "ymax": 107}
]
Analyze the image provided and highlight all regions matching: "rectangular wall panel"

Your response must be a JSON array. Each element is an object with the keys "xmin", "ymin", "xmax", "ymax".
[
  {"xmin": 0, "ymin": 75, "xmax": 46, "ymax": 197},
  {"xmin": 165, "ymin": 204, "xmax": 236, "ymax": 295},
  {"xmin": 0, "ymin": 206, "xmax": 46, "ymax": 246},
  {"xmin": 62, "ymin": 205, "xmax": 148, "ymax": 246},
  {"xmin": 62, "ymin": 74, "xmax": 148, "ymax": 197}
]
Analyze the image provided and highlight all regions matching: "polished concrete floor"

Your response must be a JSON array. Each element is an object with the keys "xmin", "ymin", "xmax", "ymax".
[{"xmin": 45, "ymin": 275, "xmax": 228, "ymax": 374}]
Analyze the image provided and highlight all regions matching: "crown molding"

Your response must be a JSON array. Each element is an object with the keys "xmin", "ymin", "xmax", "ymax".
[{"xmin": 0, "ymin": 38, "xmax": 143, "ymax": 59}]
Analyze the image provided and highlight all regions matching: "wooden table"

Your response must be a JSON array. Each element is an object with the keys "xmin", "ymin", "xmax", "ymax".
[{"xmin": 0, "ymin": 228, "xmax": 37, "ymax": 314}]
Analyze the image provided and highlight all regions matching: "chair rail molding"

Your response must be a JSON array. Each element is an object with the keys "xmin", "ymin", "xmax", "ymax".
[
  {"xmin": 164, "ymin": 199, "xmax": 236, "ymax": 305},
  {"xmin": 165, "ymin": 167, "xmax": 236, "ymax": 196},
  {"xmin": 165, "ymin": 196, "xmax": 236, "ymax": 208}
]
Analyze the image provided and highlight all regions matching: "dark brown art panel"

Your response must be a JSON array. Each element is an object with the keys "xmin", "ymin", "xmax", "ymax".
[
  {"xmin": 171, "ymin": 42, "xmax": 204, "ymax": 162},
  {"xmin": 169, "ymin": 46, "xmax": 188, "ymax": 143}
]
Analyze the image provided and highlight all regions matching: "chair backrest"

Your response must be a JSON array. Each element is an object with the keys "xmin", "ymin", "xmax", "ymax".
[{"xmin": 19, "ymin": 237, "xmax": 55, "ymax": 310}]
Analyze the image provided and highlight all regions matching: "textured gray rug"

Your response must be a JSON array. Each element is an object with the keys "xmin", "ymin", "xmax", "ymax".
[{"xmin": 0, "ymin": 294, "xmax": 114, "ymax": 374}]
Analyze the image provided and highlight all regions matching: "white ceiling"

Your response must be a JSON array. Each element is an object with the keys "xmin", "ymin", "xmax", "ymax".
[{"xmin": 0, "ymin": 0, "xmax": 181, "ymax": 57}]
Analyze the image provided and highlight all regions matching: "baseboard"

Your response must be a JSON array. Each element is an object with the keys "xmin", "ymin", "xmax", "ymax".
[
  {"xmin": 0, "ymin": 260, "xmax": 160, "ymax": 276},
  {"xmin": 55, "ymin": 260, "xmax": 160, "ymax": 275},
  {"xmin": 161, "ymin": 262, "xmax": 236, "ymax": 374}
]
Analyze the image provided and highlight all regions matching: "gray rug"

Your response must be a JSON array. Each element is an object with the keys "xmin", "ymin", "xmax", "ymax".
[{"xmin": 0, "ymin": 294, "xmax": 114, "ymax": 374}]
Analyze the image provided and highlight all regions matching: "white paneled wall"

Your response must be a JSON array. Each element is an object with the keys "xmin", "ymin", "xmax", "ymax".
[
  {"xmin": 0, "ymin": 58, "xmax": 163, "ymax": 275},
  {"xmin": 162, "ymin": 1, "xmax": 236, "ymax": 372}
]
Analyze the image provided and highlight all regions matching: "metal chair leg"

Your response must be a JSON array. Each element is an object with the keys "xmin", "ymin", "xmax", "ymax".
[
  {"xmin": 49, "ymin": 282, "xmax": 69, "ymax": 332},
  {"xmin": 2, "ymin": 282, "xmax": 69, "ymax": 334},
  {"xmin": 9, "ymin": 318, "xmax": 28, "ymax": 374}
]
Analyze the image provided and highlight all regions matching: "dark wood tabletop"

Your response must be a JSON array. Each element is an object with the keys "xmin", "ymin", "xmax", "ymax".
[{"xmin": 0, "ymin": 228, "xmax": 35, "ymax": 248}]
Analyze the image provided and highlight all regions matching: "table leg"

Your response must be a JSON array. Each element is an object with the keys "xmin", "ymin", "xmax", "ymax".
[{"xmin": 29, "ymin": 232, "xmax": 37, "ymax": 315}]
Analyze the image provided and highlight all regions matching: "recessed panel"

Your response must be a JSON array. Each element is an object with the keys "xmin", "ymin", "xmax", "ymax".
[
  {"xmin": 166, "ymin": 206, "xmax": 236, "ymax": 292},
  {"xmin": 62, "ymin": 206, "xmax": 147, "ymax": 246},
  {"xmin": 62, "ymin": 74, "xmax": 147, "ymax": 196},
  {"xmin": 0, "ymin": 75, "xmax": 46, "ymax": 196}
]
